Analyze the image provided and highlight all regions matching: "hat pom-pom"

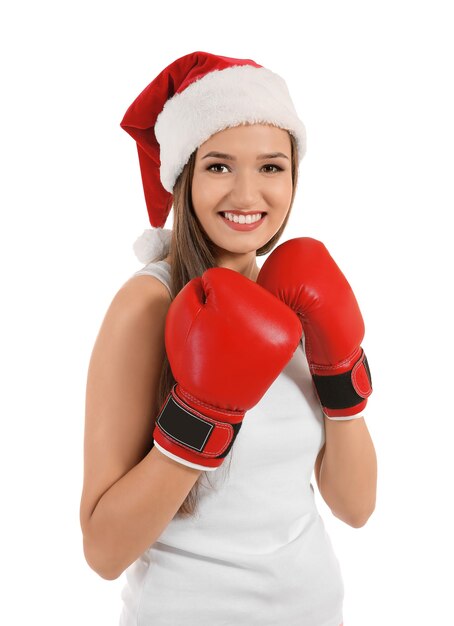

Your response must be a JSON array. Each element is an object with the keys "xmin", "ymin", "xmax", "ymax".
[{"xmin": 133, "ymin": 227, "xmax": 172, "ymax": 264}]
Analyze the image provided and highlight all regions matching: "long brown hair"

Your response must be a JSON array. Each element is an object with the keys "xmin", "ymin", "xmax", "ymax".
[{"xmin": 153, "ymin": 129, "xmax": 300, "ymax": 518}]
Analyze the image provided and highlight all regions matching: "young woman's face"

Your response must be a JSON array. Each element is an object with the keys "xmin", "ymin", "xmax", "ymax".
[{"xmin": 192, "ymin": 124, "xmax": 293, "ymax": 257}]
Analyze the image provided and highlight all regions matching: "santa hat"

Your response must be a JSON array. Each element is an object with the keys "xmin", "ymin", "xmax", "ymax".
[{"xmin": 120, "ymin": 50, "xmax": 307, "ymax": 263}]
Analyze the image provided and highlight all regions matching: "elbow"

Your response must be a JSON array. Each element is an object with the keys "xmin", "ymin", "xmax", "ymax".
[
  {"xmin": 346, "ymin": 506, "xmax": 376, "ymax": 529},
  {"xmin": 92, "ymin": 563, "xmax": 122, "ymax": 581},
  {"xmin": 88, "ymin": 564, "xmax": 120, "ymax": 581},
  {"xmin": 82, "ymin": 534, "xmax": 122, "ymax": 581},
  {"xmin": 331, "ymin": 500, "xmax": 376, "ymax": 528},
  {"xmin": 99, "ymin": 570, "xmax": 122, "ymax": 581}
]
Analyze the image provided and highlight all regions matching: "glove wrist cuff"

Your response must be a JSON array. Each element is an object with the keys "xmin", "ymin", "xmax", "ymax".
[
  {"xmin": 311, "ymin": 349, "xmax": 373, "ymax": 418},
  {"xmin": 152, "ymin": 384, "xmax": 243, "ymax": 469}
]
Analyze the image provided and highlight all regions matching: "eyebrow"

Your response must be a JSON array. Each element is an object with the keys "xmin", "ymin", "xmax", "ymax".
[{"xmin": 201, "ymin": 151, "xmax": 289, "ymax": 161}]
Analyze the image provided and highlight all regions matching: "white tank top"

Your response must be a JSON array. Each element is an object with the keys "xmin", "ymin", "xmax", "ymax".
[{"xmin": 119, "ymin": 253, "xmax": 344, "ymax": 626}]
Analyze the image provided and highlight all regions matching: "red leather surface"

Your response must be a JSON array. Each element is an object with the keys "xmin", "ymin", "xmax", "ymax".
[
  {"xmin": 153, "ymin": 266, "xmax": 302, "ymax": 466},
  {"xmin": 258, "ymin": 237, "xmax": 365, "ymax": 374}
]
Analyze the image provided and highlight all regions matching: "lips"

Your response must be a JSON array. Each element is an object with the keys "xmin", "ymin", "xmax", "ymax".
[
  {"xmin": 219, "ymin": 209, "xmax": 266, "ymax": 215},
  {"xmin": 218, "ymin": 211, "xmax": 267, "ymax": 217},
  {"xmin": 218, "ymin": 211, "xmax": 267, "ymax": 231}
]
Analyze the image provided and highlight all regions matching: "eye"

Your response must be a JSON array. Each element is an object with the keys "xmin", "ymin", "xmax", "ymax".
[
  {"xmin": 207, "ymin": 163, "xmax": 229, "ymax": 173},
  {"xmin": 262, "ymin": 164, "xmax": 283, "ymax": 173},
  {"xmin": 206, "ymin": 163, "xmax": 284, "ymax": 173}
]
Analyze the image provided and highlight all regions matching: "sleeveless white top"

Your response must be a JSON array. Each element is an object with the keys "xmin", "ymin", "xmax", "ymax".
[{"xmin": 119, "ymin": 238, "xmax": 344, "ymax": 626}]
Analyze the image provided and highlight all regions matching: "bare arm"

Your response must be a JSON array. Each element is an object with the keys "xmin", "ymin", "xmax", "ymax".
[
  {"xmin": 83, "ymin": 446, "xmax": 202, "ymax": 580},
  {"xmin": 79, "ymin": 275, "xmax": 202, "ymax": 580},
  {"xmin": 317, "ymin": 416, "xmax": 377, "ymax": 527}
]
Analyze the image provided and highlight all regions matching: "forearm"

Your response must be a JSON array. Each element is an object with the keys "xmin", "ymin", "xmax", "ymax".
[
  {"xmin": 82, "ymin": 446, "xmax": 202, "ymax": 580},
  {"xmin": 318, "ymin": 416, "xmax": 377, "ymax": 527}
]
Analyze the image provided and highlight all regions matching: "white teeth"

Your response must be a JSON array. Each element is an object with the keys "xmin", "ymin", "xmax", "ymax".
[{"xmin": 221, "ymin": 212, "xmax": 263, "ymax": 224}]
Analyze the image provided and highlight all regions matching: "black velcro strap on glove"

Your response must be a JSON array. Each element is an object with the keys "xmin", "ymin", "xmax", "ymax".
[
  {"xmin": 155, "ymin": 386, "xmax": 242, "ymax": 459},
  {"xmin": 312, "ymin": 353, "xmax": 372, "ymax": 410}
]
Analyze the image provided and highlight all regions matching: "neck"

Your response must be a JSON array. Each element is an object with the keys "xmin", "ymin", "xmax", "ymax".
[
  {"xmin": 214, "ymin": 251, "xmax": 260, "ymax": 282},
  {"xmin": 164, "ymin": 252, "xmax": 260, "ymax": 282}
]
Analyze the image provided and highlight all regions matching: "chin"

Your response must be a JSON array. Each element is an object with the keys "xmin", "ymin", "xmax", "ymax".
[{"xmin": 202, "ymin": 219, "xmax": 273, "ymax": 251}]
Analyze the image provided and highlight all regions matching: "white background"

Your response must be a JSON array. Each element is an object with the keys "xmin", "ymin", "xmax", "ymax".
[{"xmin": 1, "ymin": 1, "xmax": 453, "ymax": 624}]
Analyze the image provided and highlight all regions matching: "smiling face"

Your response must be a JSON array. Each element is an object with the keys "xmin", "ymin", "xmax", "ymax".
[{"xmin": 191, "ymin": 123, "xmax": 294, "ymax": 262}]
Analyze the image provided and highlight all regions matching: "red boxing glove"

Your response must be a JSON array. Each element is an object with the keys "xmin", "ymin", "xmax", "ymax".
[
  {"xmin": 257, "ymin": 237, "xmax": 372, "ymax": 420},
  {"xmin": 153, "ymin": 266, "xmax": 302, "ymax": 470}
]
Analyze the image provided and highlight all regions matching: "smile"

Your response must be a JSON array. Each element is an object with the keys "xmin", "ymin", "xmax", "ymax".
[{"xmin": 218, "ymin": 212, "xmax": 267, "ymax": 232}]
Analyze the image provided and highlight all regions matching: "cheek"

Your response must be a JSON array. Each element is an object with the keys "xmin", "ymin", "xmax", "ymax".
[
  {"xmin": 191, "ymin": 175, "xmax": 221, "ymax": 211},
  {"xmin": 259, "ymin": 174, "xmax": 292, "ymax": 208},
  {"xmin": 270, "ymin": 176, "xmax": 293, "ymax": 202}
]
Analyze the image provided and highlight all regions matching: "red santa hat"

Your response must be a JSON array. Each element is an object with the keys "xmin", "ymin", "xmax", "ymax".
[{"xmin": 120, "ymin": 51, "xmax": 307, "ymax": 260}]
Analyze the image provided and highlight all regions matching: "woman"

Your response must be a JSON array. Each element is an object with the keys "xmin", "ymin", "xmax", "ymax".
[{"xmin": 80, "ymin": 51, "xmax": 377, "ymax": 626}]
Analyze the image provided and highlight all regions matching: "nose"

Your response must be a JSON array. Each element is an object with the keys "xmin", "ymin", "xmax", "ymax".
[{"xmin": 229, "ymin": 171, "xmax": 261, "ymax": 208}]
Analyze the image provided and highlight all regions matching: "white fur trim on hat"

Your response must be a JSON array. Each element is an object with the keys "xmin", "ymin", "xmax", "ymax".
[
  {"xmin": 154, "ymin": 65, "xmax": 307, "ymax": 193},
  {"xmin": 133, "ymin": 227, "xmax": 172, "ymax": 264}
]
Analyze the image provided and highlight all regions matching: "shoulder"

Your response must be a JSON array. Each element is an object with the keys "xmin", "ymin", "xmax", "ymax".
[
  {"xmin": 120, "ymin": 272, "xmax": 172, "ymax": 306},
  {"xmin": 96, "ymin": 274, "xmax": 172, "ymax": 340},
  {"xmin": 88, "ymin": 276, "xmax": 172, "ymax": 396},
  {"xmin": 127, "ymin": 257, "xmax": 172, "ymax": 298}
]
